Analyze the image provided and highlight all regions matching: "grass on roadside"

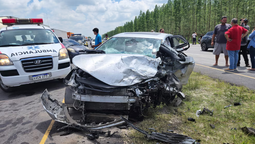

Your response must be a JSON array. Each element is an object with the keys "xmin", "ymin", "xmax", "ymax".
[{"xmin": 124, "ymin": 72, "xmax": 255, "ymax": 144}]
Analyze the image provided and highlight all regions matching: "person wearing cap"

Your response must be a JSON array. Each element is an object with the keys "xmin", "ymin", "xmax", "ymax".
[
  {"xmin": 247, "ymin": 27, "xmax": 255, "ymax": 71},
  {"xmin": 238, "ymin": 18, "xmax": 250, "ymax": 67},
  {"xmin": 224, "ymin": 18, "xmax": 249, "ymax": 71}
]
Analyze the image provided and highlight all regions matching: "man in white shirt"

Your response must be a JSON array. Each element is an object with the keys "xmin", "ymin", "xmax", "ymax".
[{"xmin": 192, "ymin": 32, "xmax": 197, "ymax": 45}]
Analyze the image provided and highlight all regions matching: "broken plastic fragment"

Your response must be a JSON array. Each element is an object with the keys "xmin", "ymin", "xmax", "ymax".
[
  {"xmin": 224, "ymin": 105, "xmax": 232, "ymax": 109},
  {"xmin": 188, "ymin": 118, "xmax": 196, "ymax": 122},
  {"xmin": 210, "ymin": 124, "xmax": 215, "ymax": 129},
  {"xmin": 241, "ymin": 127, "xmax": 255, "ymax": 136},
  {"xmin": 234, "ymin": 102, "xmax": 241, "ymax": 106}
]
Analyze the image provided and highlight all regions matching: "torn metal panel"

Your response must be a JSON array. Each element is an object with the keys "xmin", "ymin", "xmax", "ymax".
[
  {"xmin": 72, "ymin": 54, "xmax": 161, "ymax": 86},
  {"xmin": 174, "ymin": 56, "xmax": 195, "ymax": 85},
  {"xmin": 41, "ymin": 89, "xmax": 127, "ymax": 130}
]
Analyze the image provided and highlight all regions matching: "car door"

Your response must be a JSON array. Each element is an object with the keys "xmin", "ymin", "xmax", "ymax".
[{"xmin": 168, "ymin": 35, "xmax": 190, "ymax": 52}]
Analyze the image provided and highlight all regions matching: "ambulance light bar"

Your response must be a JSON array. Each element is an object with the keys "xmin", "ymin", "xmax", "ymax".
[{"xmin": 2, "ymin": 18, "xmax": 43, "ymax": 25}]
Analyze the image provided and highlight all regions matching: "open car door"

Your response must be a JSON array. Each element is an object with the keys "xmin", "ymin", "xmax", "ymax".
[{"xmin": 169, "ymin": 35, "xmax": 190, "ymax": 52}]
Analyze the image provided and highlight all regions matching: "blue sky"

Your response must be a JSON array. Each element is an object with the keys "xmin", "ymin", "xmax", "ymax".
[{"xmin": 1, "ymin": 0, "xmax": 168, "ymax": 37}]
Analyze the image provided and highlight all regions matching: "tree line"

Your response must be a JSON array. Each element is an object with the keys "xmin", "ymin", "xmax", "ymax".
[{"xmin": 103, "ymin": 0, "xmax": 255, "ymax": 41}]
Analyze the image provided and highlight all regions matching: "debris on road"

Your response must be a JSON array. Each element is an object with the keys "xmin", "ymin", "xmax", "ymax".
[
  {"xmin": 234, "ymin": 102, "xmax": 241, "ymax": 106},
  {"xmin": 241, "ymin": 127, "xmax": 255, "ymax": 136},
  {"xmin": 188, "ymin": 118, "xmax": 196, "ymax": 122},
  {"xmin": 224, "ymin": 105, "xmax": 232, "ymax": 109},
  {"xmin": 121, "ymin": 117, "xmax": 196, "ymax": 144},
  {"xmin": 196, "ymin": 108, "xmax": 213, "ymax": 117},
  {"xmin": 210, "ymin": 124, "xmax": 215, "ymax": 129}
]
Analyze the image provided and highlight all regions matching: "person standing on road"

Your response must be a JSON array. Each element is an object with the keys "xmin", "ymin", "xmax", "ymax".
[
  {"xmin": 192, "ymin": 32, "xmax": 197, "ymax": 45},
  {"xmin": 224, "ymin": 18, "xmax": 249, "ymax": 71},
  {"xmin": 92, "ymin": 28, "xmax": 102, "ymax": 49},
  {"xmin": 247, "ymin": 27, "xmax": 255, "ymax": 71},
  {"xmin": 105, "ymin": 34, "xmax": 109, "ymax": 40},
  {"xmin": 238, "ymin": 18, "xmax": 250, "ymax": 67},
  {"xmin": 159, "ymin": 28, "xmax": 164, "ymax": 33},
  {"xmin": 211, "ymin": 16, "xmax": 232, "ymax": 67}
]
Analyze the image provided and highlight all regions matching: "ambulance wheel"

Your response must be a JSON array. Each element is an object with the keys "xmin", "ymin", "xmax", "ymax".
[{"xmin": 0, "ymin": 78, "xmax": 14, "ymax": 92}]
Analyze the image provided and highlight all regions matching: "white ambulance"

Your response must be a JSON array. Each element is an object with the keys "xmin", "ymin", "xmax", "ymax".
[{"xmin": 0, "ymin": 18, "xmax": 71, "ymax": 92}]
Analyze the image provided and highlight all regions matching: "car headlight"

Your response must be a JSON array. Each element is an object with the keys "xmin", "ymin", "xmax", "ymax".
[
  {"xmin": 0, "ymin": 54, "xmax": 13, "ymax": 66},
  {"xmin": 59, "ymin": 48, "xmax": 69, "ymax": 60},
  {"xmin": 67, "ymin": 48, "xmax": 76, "ymax": 53}
]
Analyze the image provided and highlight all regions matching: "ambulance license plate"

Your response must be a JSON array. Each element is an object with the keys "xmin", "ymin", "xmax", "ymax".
[{"xmin": 30, "ymin": 73, "xmax": 51, "ymax": 81}]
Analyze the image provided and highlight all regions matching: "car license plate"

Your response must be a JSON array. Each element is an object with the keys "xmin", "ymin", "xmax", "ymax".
[{"xmin": 30, "ymin": 73, "xmax": 51, "ymax": 81}]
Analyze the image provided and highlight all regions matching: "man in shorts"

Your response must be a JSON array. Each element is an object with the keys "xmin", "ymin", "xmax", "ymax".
[
  {"xmin": 192, "ymin": 32, "xmax": 197, "ymax": 45},
  {"xmin": 211, "ymin": 16, "xmax": 232, "ymax": 66}
]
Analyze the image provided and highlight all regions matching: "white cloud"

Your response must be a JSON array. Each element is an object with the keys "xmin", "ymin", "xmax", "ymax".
[{"xmin": 0, "ymin": 0, "xmax": 168, "ymax": 37}]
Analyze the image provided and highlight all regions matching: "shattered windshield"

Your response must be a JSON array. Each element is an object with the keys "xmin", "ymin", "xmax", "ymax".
[
  {"xmin": 97, "ymin": 37, "xmax": 161, "ymax": 58},
  {"xmin": 0, "ymin": 29, "xmax": 59, "ymax": 47}
]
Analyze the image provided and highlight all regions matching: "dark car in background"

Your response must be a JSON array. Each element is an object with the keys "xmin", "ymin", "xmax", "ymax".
[
  {"xmin": 200, "ymin": 31, "xmax": 250, "ymax": 53},
  {"xmin": 69, "ymin": 35, "xmax": 86, "ymax": 46},
  {"xmin": 62, "ymin": 39, "xmax": 88, "ymax": 63},
  {"xmin": 200, "ymin": 31, "xmax": 214, "ymax": 51}
]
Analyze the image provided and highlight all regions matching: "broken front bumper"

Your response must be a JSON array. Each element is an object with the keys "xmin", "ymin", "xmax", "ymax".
[{"xmin": 41, "ymin": 89, "xmax": 126, "ymax": 130}]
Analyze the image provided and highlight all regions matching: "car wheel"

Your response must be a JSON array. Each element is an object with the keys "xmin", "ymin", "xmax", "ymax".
[
  {"xmin": 201, "ymin": 43, "xmax": 208, "ymax": 51},
  {"xmin": 0, "ymin": 78, "xmax": 14, "ymax": 92}
]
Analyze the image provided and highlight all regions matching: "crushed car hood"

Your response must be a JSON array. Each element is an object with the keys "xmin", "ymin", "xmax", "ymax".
[{"xmin": 72, "ymin": 54, "xmax": 161, "ymax": 86}]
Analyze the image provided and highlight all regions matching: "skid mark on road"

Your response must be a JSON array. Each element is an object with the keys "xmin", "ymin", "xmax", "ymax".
[
  {"xmin": 39, "ymin": 99, "xmax": 64, "ymax": 144},
  {"xmin": 196, "ymin": 63, "xmax": 255, "ymax": 80}
]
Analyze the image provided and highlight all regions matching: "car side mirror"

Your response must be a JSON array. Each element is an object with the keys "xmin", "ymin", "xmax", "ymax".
[{"xmin": 58, "ymin": 37, "xmax": 63, "ymax": 43}]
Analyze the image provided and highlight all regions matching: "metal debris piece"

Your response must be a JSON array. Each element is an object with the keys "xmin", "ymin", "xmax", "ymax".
[
  {"xmin": 167, "ymin": 129, "xmax": 174, "ymax": 133},
  {"xmin": 196, "ymin": 108, "xmax": 213, "ymax": 117},
  {"xmin": 196, "ymin": 109, "xmax": 202, "ymax": 117},
  {"xmin": 188, "ymin": 118, "xmax": 196, "ymax": 123},
  {"xmin": 121, "ymin": 117, "xmax": 196, "ymax": 144},
  {"xmin": 234, "ymin": 102, "xmax": 241, "ymax": 106},
  {"xmin": 86, "ymin": 133, "xmax": 97, "ymax": 140},
  {"xmin": 241, "ymin": 127, "xmax": 255, "ymax": 136},
  {"xmin": 210, "ymin": 124, "xmax": 215, "ymax": 129},
  {"xmin": 224, "ymin": 105, "xmax": 232, "ymax": 109}
]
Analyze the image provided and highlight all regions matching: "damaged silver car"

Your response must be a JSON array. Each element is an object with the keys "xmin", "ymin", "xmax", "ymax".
[{"xmin": 41, "ymin": 32, "xmax": 195, "ymax": 130}]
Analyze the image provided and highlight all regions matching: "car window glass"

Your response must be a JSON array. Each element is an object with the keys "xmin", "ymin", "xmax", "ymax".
[
  {"xmin": 172, "ymin": 37, "xmax": 185, "ymax": 48},
  {"xmin": 164, "ymin": 37, "xmax": 171, "ymax": 47},
  {"xmin": 98, "ymin": 37, "xmax": 161, "ymax": 58},
  {"xmin": 0, "ymin": 29, "xmax": 59, "ymax": 47}
]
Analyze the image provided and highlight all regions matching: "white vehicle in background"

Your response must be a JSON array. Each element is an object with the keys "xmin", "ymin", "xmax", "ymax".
[
  {"xmin": 51, "ymin": 28, "xmax": 68, "ymax": 39},
  {"xmin": 0, "ymin": 18, "xmax": 71, "ymax": 92}
]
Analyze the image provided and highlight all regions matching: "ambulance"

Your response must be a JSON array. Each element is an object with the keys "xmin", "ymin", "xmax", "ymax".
[{"xmin": 0, "ymin": 18, "xmax": 71, "ymax": 92}]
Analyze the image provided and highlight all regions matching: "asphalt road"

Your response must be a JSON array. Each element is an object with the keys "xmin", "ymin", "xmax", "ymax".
[
  {"xmin": 186, "ymin": 44, "xmax": 255, "ymax": 90},
  {"xmin": 0, "ymin": 44, "xmax": 254, "ymax": 144}
]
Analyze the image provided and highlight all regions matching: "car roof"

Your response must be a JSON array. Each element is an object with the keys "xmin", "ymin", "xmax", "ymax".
[
  {"xmin": 0, "ymin": 24, "xmax": 50, "ymax": 31},
  {"xmin": 113, "ymin": 32, "xmax": 173, "ymax": 40}
]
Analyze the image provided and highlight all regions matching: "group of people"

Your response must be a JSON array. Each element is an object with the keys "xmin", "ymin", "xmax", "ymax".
[{"xmin": 212, "ymin": 16, "xmax": 255, "ymax": 71}]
